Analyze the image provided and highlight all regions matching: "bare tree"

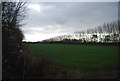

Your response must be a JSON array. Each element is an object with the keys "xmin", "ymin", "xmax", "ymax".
[{"xmin": 2, "ymin": 1, "xmax": 27, "ymax": 79}]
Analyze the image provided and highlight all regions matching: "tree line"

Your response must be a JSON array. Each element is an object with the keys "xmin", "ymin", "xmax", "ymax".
[
  {"xmin": 2, "ymin": 1, "xmax": 120, "ymax": 79},
  {"xmin": 42, "ymin": 20, "xmax": 120, "ymax": 44}
]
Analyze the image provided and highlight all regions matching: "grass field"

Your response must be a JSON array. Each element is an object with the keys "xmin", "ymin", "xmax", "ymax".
[{"xmin": 24, "ymin": 44, "xmax": 119, "ymax": 70}]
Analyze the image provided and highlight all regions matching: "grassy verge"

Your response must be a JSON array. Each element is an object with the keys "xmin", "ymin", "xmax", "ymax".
[{"xmin": 23, "ymin": 44, "xmax": 119, "ymax": 79}]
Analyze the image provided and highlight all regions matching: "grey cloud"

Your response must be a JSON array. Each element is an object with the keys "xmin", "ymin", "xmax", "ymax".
[
  {"xmin": 22, "ymin": 2, "xmax": 118, "ymax": 41},
  {"xmin": 26, "ymin": 2, "xmax": 118, "ymax": 28}
]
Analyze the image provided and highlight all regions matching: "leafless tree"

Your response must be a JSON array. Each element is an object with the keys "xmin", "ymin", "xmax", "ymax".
[{"xmin": 2, "ymin": 1, "xmax": 27, "ymax": 79}]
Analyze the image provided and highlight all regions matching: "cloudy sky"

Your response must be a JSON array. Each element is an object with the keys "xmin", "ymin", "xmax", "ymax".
[{"xmin": 21, "ymin": 2, "xmax": 118, "ymax": 42}]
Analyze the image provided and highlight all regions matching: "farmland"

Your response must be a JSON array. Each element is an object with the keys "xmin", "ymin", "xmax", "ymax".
[{"xmin": 24, "ymin": 44, "xmax": 118, "ymax": 69}]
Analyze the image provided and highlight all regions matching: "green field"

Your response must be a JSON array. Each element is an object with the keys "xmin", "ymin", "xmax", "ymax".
[{"xmin": 24, "ymin": 44, "xmax": 118, "ymax": 69}]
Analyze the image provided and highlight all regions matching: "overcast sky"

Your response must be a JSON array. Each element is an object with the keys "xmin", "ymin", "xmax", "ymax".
[{"xmin": 21, "ymin": 2, "xmax": 118, "ymax": 42}]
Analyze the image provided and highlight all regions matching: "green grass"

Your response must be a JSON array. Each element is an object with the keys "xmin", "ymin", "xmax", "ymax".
[{"xmin": 24, "ymin": 44, "xmax": 119, "ymax": 69}]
